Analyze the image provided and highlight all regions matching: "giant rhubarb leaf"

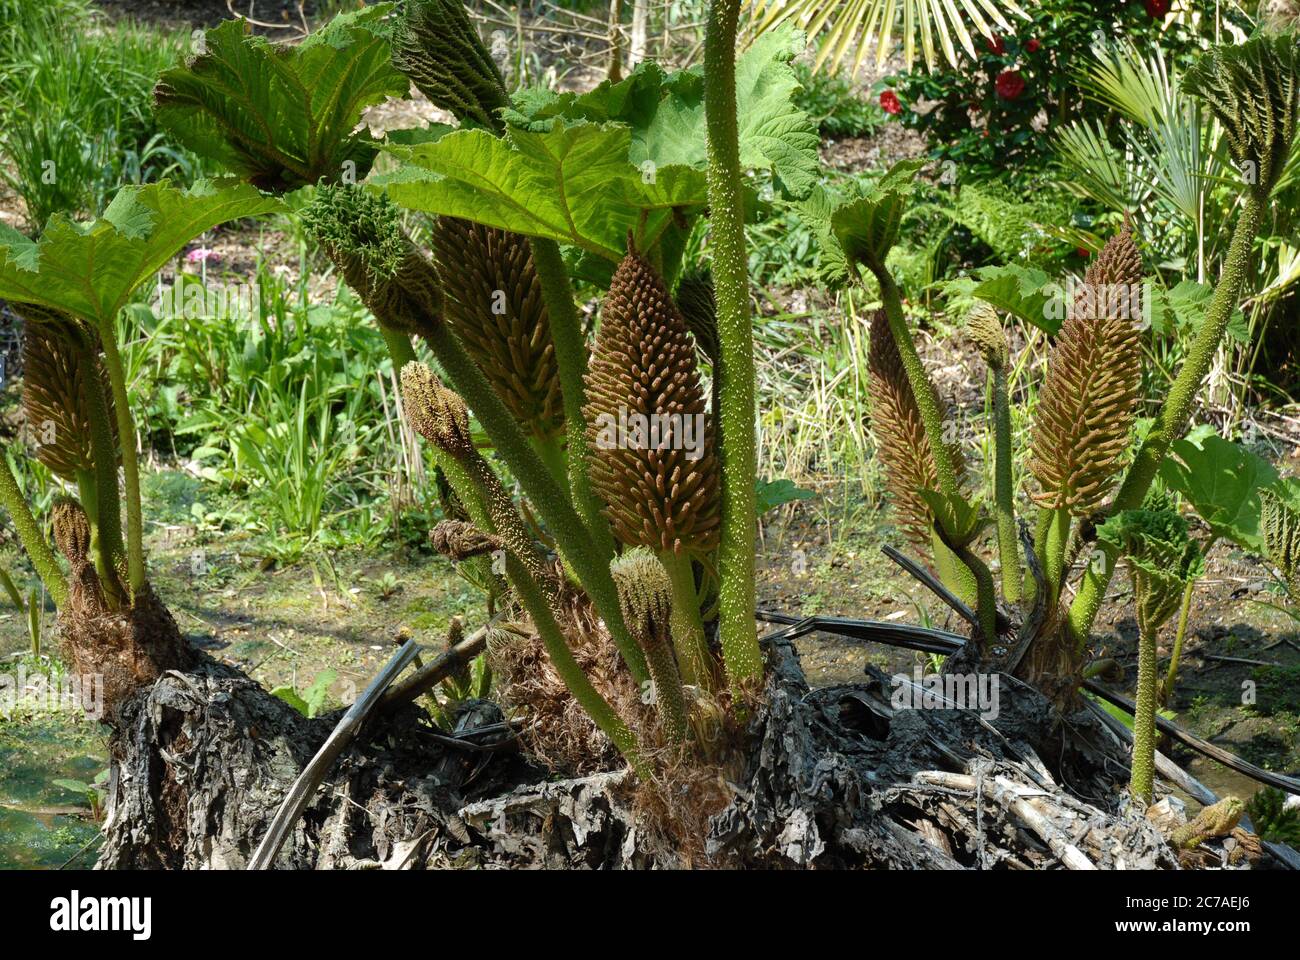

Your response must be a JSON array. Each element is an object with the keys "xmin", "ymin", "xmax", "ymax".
[
  {"xmin": 384, "ymin": 121, "xmax": 706, "ymax": 260},
  {"xmin": 1158, "ymin": 426, "xmax": 1278, "ymax": 551},
  {"xmin": 505, "ymin": 27, "xmax": 818, "ymax": 198},
  {"xmin": 0, "ymin": 180, "xmax": 283, "ymax": 324},
  {"xmin": 153, "ymin": 6, "xmax": 408, "ymax": 192}
]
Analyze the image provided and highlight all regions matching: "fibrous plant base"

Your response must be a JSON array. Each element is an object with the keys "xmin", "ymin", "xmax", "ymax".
[
  {"xmin": 486, "ymin": 567, "xmax": 644, "ymax": 776},
  {"xmin": 97, "ymin": 637, "xmax": 1190, "ymax": 870}
]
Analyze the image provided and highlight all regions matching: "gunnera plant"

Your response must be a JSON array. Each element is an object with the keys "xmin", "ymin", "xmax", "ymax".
[
  {"xmin": 837, "ymin": 32, "xmax": 1299, "ymax": 802},
  {"xmin": 134, "ymin": 0, "xmax": 774, "ymax": 791}
]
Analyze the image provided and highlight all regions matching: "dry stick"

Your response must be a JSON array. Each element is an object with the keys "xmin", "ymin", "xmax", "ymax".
[
  {"xmin": 379, "ymin": 617, "xmax": 503, "ymax": 712},
  {"xmin": 913, "ymin": 770, "xmax": 1096, "ymax": 870},
  {"xmin": 248, "ymin": 639, "xmax": 422, "ymax": 870}
]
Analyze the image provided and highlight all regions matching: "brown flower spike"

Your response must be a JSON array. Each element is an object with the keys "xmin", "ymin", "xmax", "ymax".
[
  {"xmin": 400, "ymin": 361, "xmax": 474, "ymax": 457},
  {"xmin": 867, "ymin": 310, "xmax": 962, "ymax": 545},
  {"xmin": 432, "ymin": 218, "xmax": 563, "ymax": 440},
  {"xmin": 21, "ymin": 314, "xmax": 117, "ymax": 481},
  {"xmin": 1029, "ymin": 222, "xmax": 1144, "ymax": 513},
  {"xmin": 583, "ymin": 242, "xmax": 719, "ymax": 556}
]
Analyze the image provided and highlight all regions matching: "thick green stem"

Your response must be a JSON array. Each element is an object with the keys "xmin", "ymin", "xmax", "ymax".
[
  {"xmin": 1044, "ymin": 506, "xmax": 1070, "ymax": 609},
  {"xmin": 527, "ymin": 237, "xmax": 615, "ymax": 557},
  {"xmin": 1130, "ymin": 625, "xmax": 1158, "ymax": 807},
  {"xmin": 423, "ymin": 322, "xmax": 649, "ymax": 684},
  {"xmin": 956, "ymin": 545, "xmax": 998, "ymax": 649},
  {"xmin": 0, "ymin": 457, "xmax": 68, "ymax": 609},
  {"xmin": 74, "ymin": 469, "xmax": 110, "ymax": 594},
  {"xmin": 931, "ymin": 527, "xmax": 976, "ymax": 607},
  {"xmin": 639, "ymin": 624, "xmax": 688, "ymax": 744},
  {"xmin": 529, "ymin": 432, "xmax": 567, "ymax": 492},
  {"xmin": 380, "ymin": 326, "xmax": 417, "ymax": 368},
  {"xmin": 1159, "ymin": 576, "xmax": 1197, "ymax": 706},
  {"xmin": 96, "ymin": 326, "xmax": 145, "ymax": 595},
  {"xmin": 990, "ymin": 367, "xmax": 1020, "ymax": 602},
  {"xmin": 1068, "ymin": 194, "xmax": 1266, "ymax": 648},
  {"xmin": 703, "ymin": 0, "xmax": 763, "ymax": 695},
  {"xmin": 659, "ymin": 550, "xmax": 714, "ymax": 689}
]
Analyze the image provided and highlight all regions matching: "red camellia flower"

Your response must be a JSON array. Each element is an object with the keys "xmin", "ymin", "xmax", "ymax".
[
  {"xmin": 1144, "ymin": 0, "xmax": 1169, "ymax": 17},
  {"xmin": 986, "ymin": 35, "xmax": 1006, "ymax": 55},
  {"xmin": 995, "ymin": 70, "xmax": 1026, "ymax": 100},
  {"xmin": 1026, "ymin": 38, "xmax": 1041, "ymax": 53},
  {"xmin": 880, "ymin": 90, "xmax": 902, "ymax": 115}
]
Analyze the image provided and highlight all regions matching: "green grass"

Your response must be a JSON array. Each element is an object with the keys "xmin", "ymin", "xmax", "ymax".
[{"xmin": 0, "ymin": 0, "xmax": 207, "ymax": 231}]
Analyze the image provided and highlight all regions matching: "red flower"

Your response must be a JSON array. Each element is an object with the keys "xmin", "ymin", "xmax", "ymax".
[
  {"xmin": 880, "ymin": 90, "xmax": 902, "ymax": 115},
  {"xmin": 1144, "ymin": 0, "xmax": 1169, "ymax": 17},
  {"xmin": 995, "ymin": 70, "xmax": 1026, "ymax": 100},
  {"xmin": 986, "ymin": 35, "xmax": 1006, "ymax": 55},
  {"xmin": 1076, "ymin": 246, "xmax": 1091, "ymax": 258},
  {"xmin": 1026, "ymin": 38, "xmax": 1041, "ymax": 53}
]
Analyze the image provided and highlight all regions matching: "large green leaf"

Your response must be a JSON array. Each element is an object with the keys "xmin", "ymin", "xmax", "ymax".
[
  {"xmin": 0, "ymin": 180, "xmax": 284, "ymax": 325},
  {"xmin": 384, "ymin": 122, "xmax": 706, "ymax": 260},
  {"xmin": 1149, "ymin": 279, "xmax": 1248, "ymax": 343},
  {"xmin": 153, "ymin": 6, "xmax": 409, "ymax": 192},
  {"xmin": 504, "ymin": 28, "xmax": 818, "ymax": 199},
  {"xmin": 1158, "ymin": 426, "xmax": 1277, "ymax": 551},
  {"xmin": 828, "ymin": 159, "xmax": 926, "ymax": 272},
  {"xmin": 966, "ymin": 264, "xmax": 1057, "ymax": 335},
  {"xmin": 635, "ymin": 28, "xmax": 818, "ymax": 198}
]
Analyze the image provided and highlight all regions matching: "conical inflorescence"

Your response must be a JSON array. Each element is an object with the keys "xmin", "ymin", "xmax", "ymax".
[
  {"xmin": 966, "ymin": 302, "xmax": 1008, "ymax": 369},
  {"xmin": 400, "ymin": 361, "xmax": 474, "ymax": 458},
  {"xmin": 20, "ymin": 314, "xmax": 117, "ymax": 481},
  {"xmin": 431, "ymin": 218, "xmax": 563, "ymax": 441},
  {"xmin": 1029, "ymin": 222, "xmax": 1144, "ymax": 514},
  {"xmin": 583, "ymin": 244, "xmax": 719, "ymax": 556},
  {"xmin": 867, "ymin": 310, "xmax": 961, "ymax": 546}
]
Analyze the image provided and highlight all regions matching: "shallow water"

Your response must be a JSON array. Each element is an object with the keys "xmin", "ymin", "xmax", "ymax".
[{"xmin": 0, "ymin": 720, "xmax": 108, "ymax": 868}]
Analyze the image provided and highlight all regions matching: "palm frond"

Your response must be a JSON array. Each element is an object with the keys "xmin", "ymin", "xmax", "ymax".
[{"xmin": 747, "ymin": 0, "xmax": 1028, "ymax": 76}]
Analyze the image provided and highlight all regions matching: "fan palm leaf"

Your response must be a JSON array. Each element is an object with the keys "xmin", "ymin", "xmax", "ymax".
[{"xmin": 747, "ymin": 0, "xmax": 1028, "ymax": 76}]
